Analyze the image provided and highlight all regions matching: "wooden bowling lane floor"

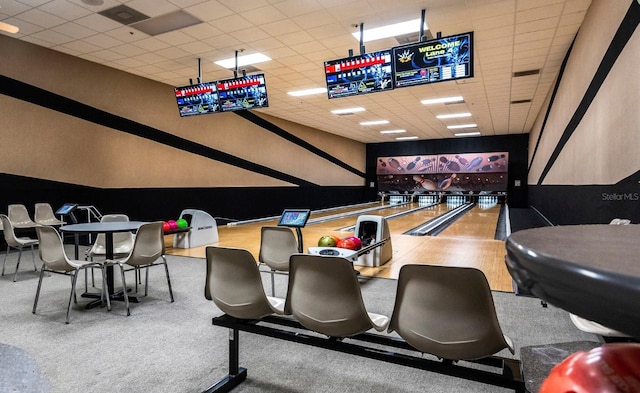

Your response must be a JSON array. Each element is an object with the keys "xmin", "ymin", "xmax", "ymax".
[{"xmin": 165, "ymin": 201, "xmax": 514, "ymax": 292}]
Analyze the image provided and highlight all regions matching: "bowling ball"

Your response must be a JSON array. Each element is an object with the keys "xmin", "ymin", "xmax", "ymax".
[
  {"xmin": 337, "ymin": 238, "xmax": 357, "ymax": 250},
  {"xmin": 318, "ymin": 235, "xmax": 337, "ymax": 247},
  {"xmin": 540, "ymin": 343, "xmax": 640, "ymax": 393},
  {"xmin": 176, "ymin": 218, "xmax": 188, "ymax": 229},
  {"xmin": 162, "ymin": 221, "xmax": 170, "ymax": 232},
  {"xmin": 168, "ymin": 220, "xmax": 178, "ymax": 230},
  {"xmin": 344, "ymin": 236, "xmax": 362, "ymax": 250}
]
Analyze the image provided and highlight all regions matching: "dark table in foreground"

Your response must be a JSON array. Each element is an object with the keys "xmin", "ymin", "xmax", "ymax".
[
  {"xmin": 60, "ymin": 221, "xmax": 146, "ymax": 306},
  {"xmin": 506, "ymin": 224, "xmax": 640, "ymax": 338}
]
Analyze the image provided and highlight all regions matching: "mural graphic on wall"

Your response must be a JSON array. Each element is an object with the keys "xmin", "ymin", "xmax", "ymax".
[{"xmin": 377, "ymin": 152, "xmax": 508, "ymax": 193}]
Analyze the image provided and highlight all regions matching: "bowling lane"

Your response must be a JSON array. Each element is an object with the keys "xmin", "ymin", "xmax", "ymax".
[
  {"xmin": 436, "ymin": 203, "xmax": 502, "ymax": 239},
  {"xmin": 384, "ymin": 203, "xmax": 454, "ymax": 234},
  {"xmin": 306, "ymin": 201, "xmax": 421, "ymax": 231}
]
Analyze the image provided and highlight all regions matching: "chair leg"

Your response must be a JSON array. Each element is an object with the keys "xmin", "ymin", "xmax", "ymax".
[
  {"xmin": 270, "ymin": 269, "xmax": 276, "ymax": 297},
  {"xmin": 32, "ymin": 268, "xmax": 46, "ymax": 314},
  {"xmin": 2, "ymin": 246, "xmax": 8, "ymax": 276},
  {"xmin": 144, "ymin": 266, "xmax": 149, "ymax": 297},
  {"xmin": 31, "ymin": 244, "xmax": 37, "ymax": 271},
  {"xmin": 72, "ymin": 275, "xmax": 78, "ymax": 304},
  {"xmin": 66, "ymin": 272, "xmax": 79, "ymax": 324},
  {"xmin": 162, "ymin": 256, "xmax": 174, "ymax": 303},
  {"xmin": 119, "ymin": 264, "xmax": 130, "ymax": 316},
  {"xmin": 13, "ymin": 248, "xmax": 23, "ymax": 282},
  {"xmin": 100, "ymin": 266, "xmax": 111, "ymax": 311}
]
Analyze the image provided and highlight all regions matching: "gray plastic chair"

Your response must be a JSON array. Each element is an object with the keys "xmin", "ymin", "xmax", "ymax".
[
  {"xmin": 85, "ymin": 214, "xmax": 135, "ymax": 291},
  {"xmin": 8, "ymin": 204, "xmax": 38, "ymax": 228},
  {"xmin": 33, "ymin": 225, "xmax": 109, "ymax": 324},
  {"xmin": 205, "ymin": 246, "xmax": 284, "ymax": 319},
  {"xmin": 258, "ymin": 226, "xmax": 298, "ymax": 297},
  {"xmin": 34, "ymin": 203, "xmax": 65, "ymax": 226},
  {"xmin": 388, "ymin": 264, "xmax": 514, "ymax": 361},
  {"xmin": 107, "ymin": 221, "xmax": 173, "ymax": 316},
  {"xmin": 285, "ymin": 254, "xmax": 389, "ymax": 337},
  {"xmin": 0, "ymin": 214, "xmax": 38, "ymax": 282}
]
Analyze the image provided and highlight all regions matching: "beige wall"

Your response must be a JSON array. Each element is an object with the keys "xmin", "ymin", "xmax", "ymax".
[
  {"xmin": 528, "ymin": 0, "xmax": 640, "ymax": 185},
  {"xmin": 0, "ymin": 35, "xmax": 365, "ymax": 189}
]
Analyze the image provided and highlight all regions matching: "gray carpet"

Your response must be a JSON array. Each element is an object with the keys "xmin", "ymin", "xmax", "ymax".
[{"xmin": 0, "ymin": 247, "xmax": 598, "ymax": 393}]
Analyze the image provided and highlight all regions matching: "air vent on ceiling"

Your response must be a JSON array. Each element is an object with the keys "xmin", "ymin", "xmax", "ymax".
[
  {"xmin": 444, "ymin": 100, "xmax": 465, "ymax": 105},
  {"xmin": 511, "ymin": 99, "xmax": 532, "ymax": 104},
  {"xmin": 395, "ymin": 30, "xmax": 433, "ymax": 45},
  {"xmin": 512, "ymin": 69, "xmax": 540, "ymax": 77},
  {"xmin": 335, "ymin": 112, "xmax": 355, "ymax": 116},
  {"xmin": 131, "ymin": 10, "xmax": 202, "ymax": 36},
  {"xmin": 99, "ymin": 5, "xmax": 149, "ymax": 25}
]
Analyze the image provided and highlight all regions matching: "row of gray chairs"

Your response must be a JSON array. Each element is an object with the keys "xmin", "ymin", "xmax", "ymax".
[
  {"xmin": 205, "ymin": 246, "xmax": 514, "ymax": 361},
  {"xmin": 3, "ymin": 203, "xmax": 65, "ymax": 229}
]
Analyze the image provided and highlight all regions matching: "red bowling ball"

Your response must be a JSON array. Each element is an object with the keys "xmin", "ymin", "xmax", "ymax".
[
  {"xmin": 337, "ymin": 237, "xmax": 357, "ymax": 250},
  {"xmin": 162, "ymin": 221, "xmax": 170, "ymax": 232}
]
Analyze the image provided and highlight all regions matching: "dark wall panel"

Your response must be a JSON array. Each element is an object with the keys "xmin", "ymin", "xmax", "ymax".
[{"xmin": 366, "ymin": 134, "xmax": 529, "ymax": 207}]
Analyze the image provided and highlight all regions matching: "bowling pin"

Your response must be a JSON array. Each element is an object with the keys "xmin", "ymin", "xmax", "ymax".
[{"xmin": 465, "ymin": 157, "xmax": 483, "ymax": 171}]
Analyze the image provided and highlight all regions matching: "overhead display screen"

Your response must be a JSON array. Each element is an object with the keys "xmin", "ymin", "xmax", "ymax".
[
  {"xmin": 174, "ymin": 82, "xmax": 220, "ymax": 117},
  {"xmin": 216, "ymin": 73, "xmax": 269, "ymax": 112},
  {"xmin": 324, "ymin": 50, "xmax": 393, "ymax": 99},
  {"xmin": 393, "ymin": 32, "xmax": 473, "ymax": 88}
]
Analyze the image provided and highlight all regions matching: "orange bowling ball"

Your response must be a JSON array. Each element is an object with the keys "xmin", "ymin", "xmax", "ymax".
[{"xmin": 337, "ymin": 237, "xmax": 357, "ymax": 250}]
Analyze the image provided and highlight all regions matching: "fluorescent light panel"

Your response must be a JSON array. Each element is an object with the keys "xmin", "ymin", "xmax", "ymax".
[
  {"xmin": 380, "ymin": 129, "xmax": 406, "ymax": 134},
  {"xmin": 396, "ymin": 136, "xmax": 419, "ymax": 140},
  {"xmin": 447, "ymin": 124, "xmax": 477, "ymax": 129},
  {"xmin": 352, "ymin": 18, "xmax": 428, "ymax": 42},
  {"xmin": 287, "ymin": 88, "xmax": 326, "ymax": 97},
  {"xmin": 331, "ymin": 107, "xmax": 366, "ymax": 114},
  {"xmin": 215, "ymin": 53, "xmax": 271, "ymax": 69},
  {"xmin": 421, "ymin": 96, "xmax": 464, "ymax": 105},
  {"xmin": 436, "ymin": 112, "xmax": 471, "ymax": 119},
  {"xmin": 360, "ymin": 120, "xmax": 389, "ymax": 126},
  {"xmin": 0, "ymin": 21, "xmax": 19, "ymax": 34},
  {"xmin": 454, "ymin": 132, "xmax": 481, "ymax": 137}
]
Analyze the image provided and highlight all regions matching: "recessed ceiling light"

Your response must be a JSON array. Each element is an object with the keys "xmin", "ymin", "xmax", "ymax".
[
  {"xmin": 287, "ymin": 88, "xmax": 327, "ymax": 97},
  {"xmin": 215, "ymin": 53, "xmax": 271, "ymax": 69},
  {"xmin": 436, "ymin": 112, "xmax": 471, "ymax": 119},
  {"xmin": 380, "ymin": 129, "xmax": 406, "ymax": 134},
  {"xmin": 360, "ymin": 120, "xmax": 389, "ymax": 126},
  {"xmin": 0, "ymin": 21, "xmax": 19, "ymax": 34},
  {"xmin": 331, "ymin": 107, "xmax": 365, "ymax": 115},
  {"xmin": 454, "ymin": 132, "xmax": 481, "ymax": 137},
  {"xmin": 421, "ymin": 96, "xmax": 464, "ymax": 105},
  {"xmin": 352, "ymin": 19, "xmax": 428, "ymax": 42},
  {"xmin": 82, "ymin": 0, "xmax": 104, "ymax": 5},
  {"xmin": 446, "ymin": 124, "xmax": 477, "ymax": 129},
  {"xmin": 396, "ymin": 136, "xmax": 419, "ymax": 140}
]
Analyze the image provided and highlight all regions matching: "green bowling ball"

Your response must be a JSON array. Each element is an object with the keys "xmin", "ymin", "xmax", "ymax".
[
  {"xmin": 318, "ymin": 235, "xmax": 337, "ymax": 247},
  {"xmin": 176, "ymin": 218, "xmax": 188, "ymax": 229}
]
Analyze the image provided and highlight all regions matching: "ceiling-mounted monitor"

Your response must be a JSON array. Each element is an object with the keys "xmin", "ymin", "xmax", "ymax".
[
  {"xmin": 216, "ymin": 73, "xmax": 269, "ymax": 112},
  {"xmin": 324, "ymin": 50, "xmax": 393, "ymax": 99},
  {"xmin": 393, "ymin": 31, "xmax": 473, "ymax": 88},
  {"xmin": 174, "ymin": 81, "xmax": 220, "ymax": 117}
]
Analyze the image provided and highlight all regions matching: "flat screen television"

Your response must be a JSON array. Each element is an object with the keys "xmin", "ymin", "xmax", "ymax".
[
  {"xmin": 277, "ymin": 209, "xmax": 311, "ymax": 228},
  {"xmin": 217, "ymin": 73, "xmax": 269, "ymax": 112},
  {"xmin": 174, "ymin": 81, "xmax": 220, "ymax": 117},
  {"xmin": 55, "ymin": 203, "xmax": 77, "ymax": 215},
  {"xmin": 393, "ymin": 31, "xmax": 473, "ymax": 88},
  {"xmin": 324, "ymin": 50, "xmax": 393, "ymax": 99}
]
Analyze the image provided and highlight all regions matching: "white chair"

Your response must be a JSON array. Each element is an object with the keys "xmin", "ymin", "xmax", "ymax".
[
  {"xmin": 205, "ymin": 246, "xmax": 285, "ymax": 318},
  {"xmin": 85, "ymin": 214, "xmax": 135, "ymax": 291},
  {"xmin": 388, "ymin": 264, "xmax": 514, "ymax": 360},
  {"xmin": 0, "ymin": 214, "xmax": 38, "ymax": 282},
  {"xmin": 285, "ymin": 254, "xmax": 389, "ymax": 337},
  {"xmin": 258, "ymin": 226, "xmax": 298, "ymax": 296},
  {"xmin": 34, "ymin": 203, "xmax": 65, "ymax": 226},
  {"xmin": 33, "ymin": 226, "xmax": 110, "ymax": 324},
  {"xmin": 107, "ymin": 222, "xmax": 173, "ymax": 316},
  {"xmin": 8, "ymin": 204, "xmax": 37, "ymax": 228}
]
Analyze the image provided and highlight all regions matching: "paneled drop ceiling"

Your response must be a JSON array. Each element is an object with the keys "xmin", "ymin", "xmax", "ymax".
[{"xmin": 0, "ymin": 0, "xmax": 592, "ymax": 143}]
